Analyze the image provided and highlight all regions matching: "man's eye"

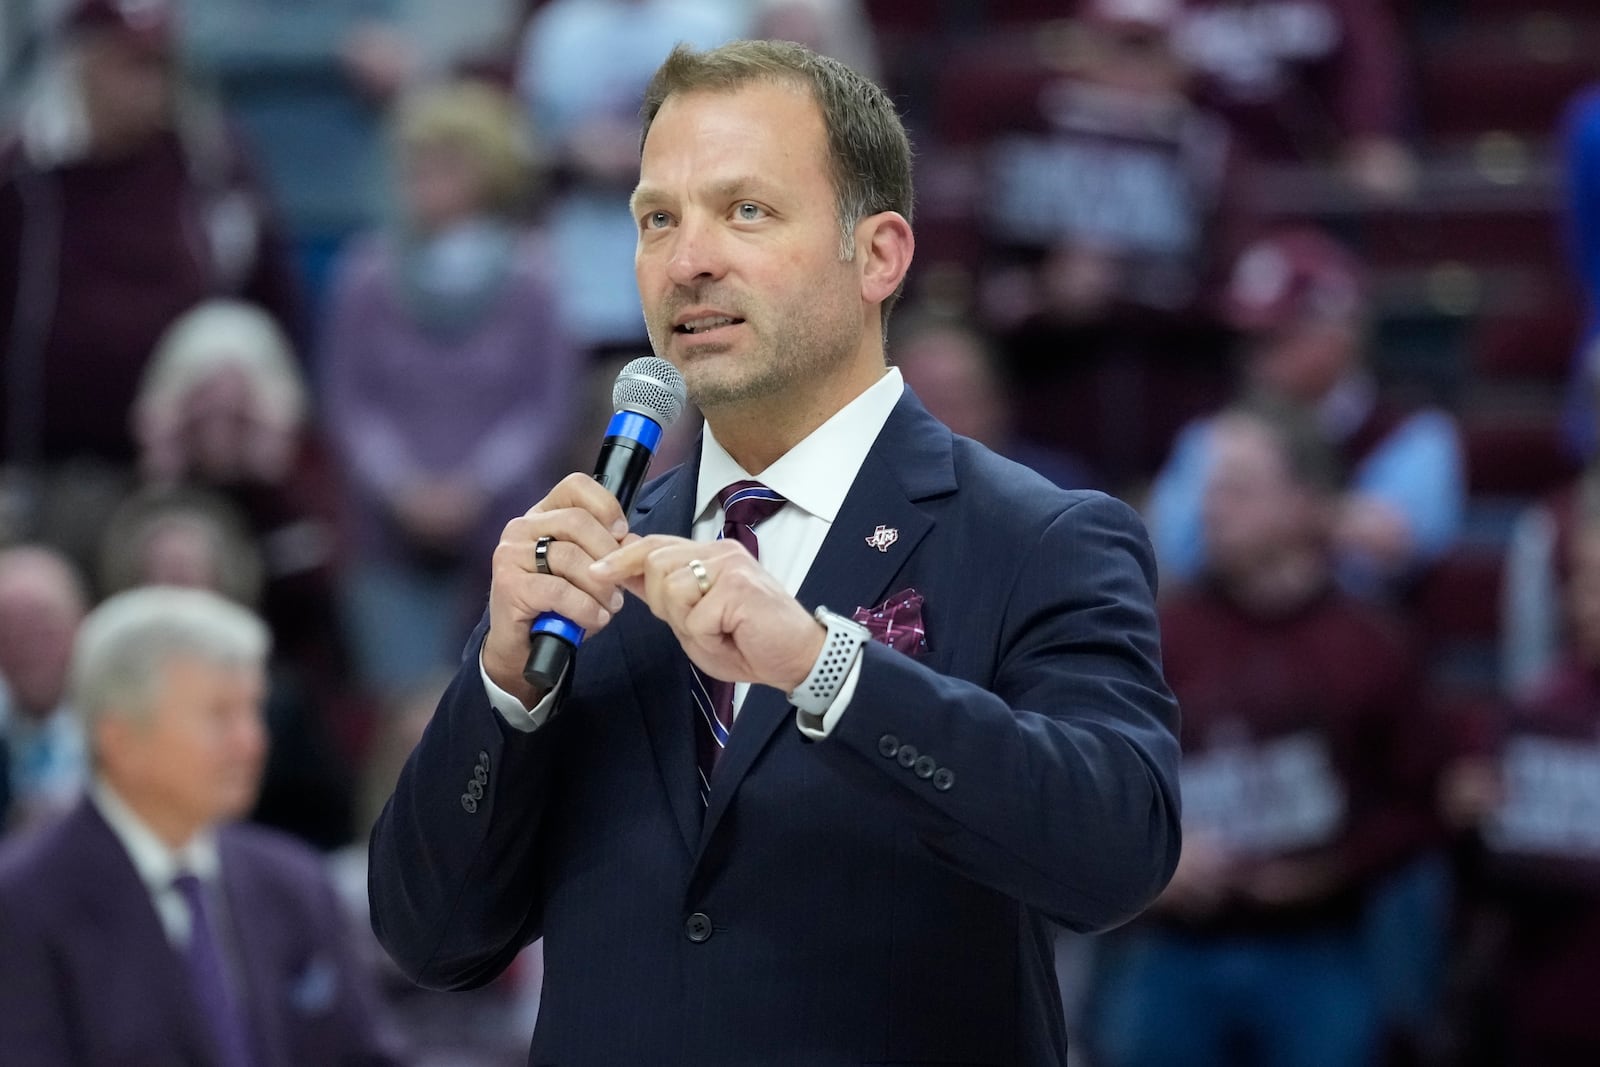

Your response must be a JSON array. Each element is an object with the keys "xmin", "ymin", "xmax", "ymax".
[
  {"xmin": 735, "ymin": 202, "xmax": 765, "ymax": 221},
  {"xmin": 643, "ymin": 211, "xmax": 671, "ymax": 230}
]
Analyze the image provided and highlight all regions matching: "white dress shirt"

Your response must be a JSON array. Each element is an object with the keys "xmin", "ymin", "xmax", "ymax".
[
  {"xmin": 484, "ymin": 367, "xmax": 905, "ymax": 737},
  {"xmin": 91, "ymin": 779, "xmax": 222, "ymax": 949}
]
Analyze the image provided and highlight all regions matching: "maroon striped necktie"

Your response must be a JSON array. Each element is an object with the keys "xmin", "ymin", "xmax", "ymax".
[{"xmin": 692, "ymin": 480, "xmax": 787, "ymax": 804}]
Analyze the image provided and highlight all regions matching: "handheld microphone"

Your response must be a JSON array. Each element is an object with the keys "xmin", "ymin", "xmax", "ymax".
[{"xmin": 523, "ymin": 356, "xmax": 688, "ymax": 693}]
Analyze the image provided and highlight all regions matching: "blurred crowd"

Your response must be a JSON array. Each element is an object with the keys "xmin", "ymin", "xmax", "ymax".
[{"xmin": 2, "ymin": 0, "xmax": 1599, "ymax": 1064}]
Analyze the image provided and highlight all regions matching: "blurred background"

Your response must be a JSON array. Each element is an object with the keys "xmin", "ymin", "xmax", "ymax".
[{"xmin": 3, "ymin": 0, "xmax": 1599, "ymax": 1064}]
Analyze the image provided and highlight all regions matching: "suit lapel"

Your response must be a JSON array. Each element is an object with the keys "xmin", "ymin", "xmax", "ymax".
[
  {"xmin": 698, "ymin": 393, "xmax": 957, "ymax": 854},
  {"xmin": 219, "ymin": 835, "xmax": 286, "ymax": 1066},
  {"xmin": 615, "ymin": 457, "xmax": 704, "ymax": 855}
]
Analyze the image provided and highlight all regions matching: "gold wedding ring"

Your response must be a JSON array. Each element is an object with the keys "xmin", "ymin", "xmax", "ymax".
[
  {"xmin": 534, "ymin": 535, "xmax": 554, "ymax": 576},
  {"xmin": 687, "ymin": 558, "xmax": 712, "ymax": 596}
]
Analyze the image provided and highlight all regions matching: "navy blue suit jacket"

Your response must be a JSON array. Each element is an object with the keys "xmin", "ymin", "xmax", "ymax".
[
  {"xmin": 0, "ymin": 799, "xmax": 404, "ymax": 1066},
  {"xmin": 369, "ymin": 390, "xmax": 1182, "ymax": 1066}
]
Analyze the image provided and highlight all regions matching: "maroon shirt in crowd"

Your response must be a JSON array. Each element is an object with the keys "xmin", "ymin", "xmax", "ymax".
[
  {"xmin": 1472, "ymin": 660, "xmax": 1600, "ymax": 1061},
  {"xmin": 926, "ymin": 38, "xmax": 1244, "ymax": 318},
  {"xmin": 1175, "ymin": 0, "xmax": 1409, "ymax": 162},
  {"xmin": 1159, "ymin": 581, "xmax": 1442, "ymax": 930},
  {"xmin": 920, "ymin": 34, "xmax": 1247, "ymax": 486},
  {"xmin": 0, "ymin": 128, "xmax": 299, "ymax": 465}
]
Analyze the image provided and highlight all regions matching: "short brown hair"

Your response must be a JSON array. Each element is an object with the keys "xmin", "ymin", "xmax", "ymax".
[{"xmin": 639, "ymin": 40, "xmax": 915, "ymax": 319}]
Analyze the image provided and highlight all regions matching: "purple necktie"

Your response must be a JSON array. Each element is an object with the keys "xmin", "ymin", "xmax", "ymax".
[
  {"xmin": 692, "ymin": 480, "xmax": 787, "ymax": 804},
  {"xmin": 173, "ymin": 872, "xmax": 256, "ymax": 1067}
]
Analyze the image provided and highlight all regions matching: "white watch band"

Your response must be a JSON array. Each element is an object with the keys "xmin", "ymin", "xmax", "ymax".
[{"xmin": 787, "ymin": 606, "xmax": 869, "ymax": 716}]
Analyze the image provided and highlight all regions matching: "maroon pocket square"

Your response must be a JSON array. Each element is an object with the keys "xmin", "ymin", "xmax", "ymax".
[{"xmin": 852, "ymin": 588, "xmax": 928, "ymax": 657}]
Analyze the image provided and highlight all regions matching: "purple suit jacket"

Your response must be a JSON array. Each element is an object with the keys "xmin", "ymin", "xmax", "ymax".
[{"xmin": 0, "ymin": 798, "xmax": 405, "ymax": 1066}]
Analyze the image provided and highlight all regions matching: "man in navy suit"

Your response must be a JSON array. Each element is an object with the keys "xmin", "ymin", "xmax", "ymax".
[
  {"xmin": 369, "ymin": 39, "xmax": 1181, "ymax": 1066},
  {"xmin": 0, "ymin": 586, "xmax": 405, "ymax": 1066}
]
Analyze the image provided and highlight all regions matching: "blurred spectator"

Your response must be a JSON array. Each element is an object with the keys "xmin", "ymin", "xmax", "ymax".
[
  {"xmin": 0, "ymin": 585, "xmax": 407, "ymax": 1064},
  {"xmin": 1090, "ymin": 400, "xmax": 1441, "ymax": 1067},
  {"xmin": 1499, "ymin": 460, "xmax": 1600, "ymax": 700},
  {"xmin": 891, "ymin": 309, "xmax": 1097, "ymax": 488},
  {"xmin": 396, "ymin": 0, "xmax": 531, "ymax": 83},
  {"xmin": 98, "ymin": 486, "xmax": 358, "ymax": 850},
  {"xmin": 0, "ymin": 0, "xmax": 300, "ymax": 527},
  {"xmin": 1442, "ymin": 500, "xmax": 1600, "ymax": 1067},
  {"xmin": 178, "ymin": 0, "xmax": 412, "ymax": 306},
  {"xmin": 0, "ymin": 544, "xmax": 88, "ymax": 835},
  {"xmin": 320, "ymin": 80, "xmax": 581, "ymax": 698},
  {"xmin": 924, "ymin": 0, "xmax": 1244, "ymax": 487},
  {"xmin": 977, "ymin": 0, "xmax": 1243, "ymax": 327},
  {"xmin": 514, "ymin": 0, "xmax": 744, "ymax": 351},
  {"xmin": 1558, "ymin": 87, "xmax": 1600, "ymax": 461},
  {"xmin": 1147, "ymin": 226, "xmax": 1465, "ymax": 598},
  {"xmin": 135, "ymin": 298, "xmax": 306, "ymax": 491},
  {"xmin": 99, "ymin": 487, "xmax": 263, "ymax": 611},
  {"xmin": 133, "ymin": 298, "xmax": 350, "ymax": 700},
  {"xmin": 1540, "ymin": 87, "xmax": 1600, "ymax": 691},
  {"xmin": 751, "ymin": 0, "xmax": 880, "ymax": 80},
  {"xmin": 1173, "ymin": 0, "xmax": 1419, "ymax": 200}
]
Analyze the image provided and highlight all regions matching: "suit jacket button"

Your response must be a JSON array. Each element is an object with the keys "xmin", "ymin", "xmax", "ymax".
[
  {"xmin": 896, "ymin": 744, "xmax": 919, "ymax": 769},
  {"xmin": 914, "ymin": 754, "xmax": 937, "ymax": 779},
  {"xmin": 474, "ymin": 765, "xmax": 488, "ymax": 786},
  {"xmin": 461, "ymin": 794, "xmax": 479, "ymax": 814},
  {"xmin": 878, "ymin": 735, "xmax": 899, "ymax": 759},
  {"xmin": 933, "ymin": 767, "xmax": 955, "ymax": 792},
  {"xmin": 477, "ymin": 750, "xmax": 490, "ymax": 767},
  {"xmin": 467, "ymin": 779, "xmax": 485, "ymax": 801},
  {"xmin": 684, "ymin": 912, "xmax": 713, "ymax": 943}
]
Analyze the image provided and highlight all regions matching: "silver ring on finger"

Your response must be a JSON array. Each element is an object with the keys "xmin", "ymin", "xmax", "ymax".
[
  {"xmin": 687, "ymin": 558, "xmax": 712, "ymax": 596},
  {"xmin": 534, "ymin": 535, "xmax": 555, "ymax": 576}
]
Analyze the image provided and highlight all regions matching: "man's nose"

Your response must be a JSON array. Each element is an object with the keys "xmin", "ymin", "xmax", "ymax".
[{"xmin": 664, "ymin": 215, "xmax": 728, "ymax": 288}]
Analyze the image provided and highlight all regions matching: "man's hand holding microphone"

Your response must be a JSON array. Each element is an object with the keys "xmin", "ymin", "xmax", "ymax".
[{"xmin": 481, "ymin": 356, "xmax": 825, "ymax": 711}]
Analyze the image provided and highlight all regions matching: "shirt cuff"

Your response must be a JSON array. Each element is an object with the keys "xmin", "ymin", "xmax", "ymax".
[
  {"xmin": 794, "ymin": 650, "xmax": 864, "ymax": 740},
  {"xmin": 479, "ymin": 642, "xmax": 556, "ymax": 732}
]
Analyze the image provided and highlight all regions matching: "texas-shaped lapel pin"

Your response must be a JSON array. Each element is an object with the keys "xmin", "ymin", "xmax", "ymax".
[{"xmin": 865, "ymin": 525, "xmax": 899, "ymax": 552}]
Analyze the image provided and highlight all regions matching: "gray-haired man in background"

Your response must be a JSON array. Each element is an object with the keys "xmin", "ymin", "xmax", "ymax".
[{"xmin": 0, "ymin": 585, "xmax": 406, "ymax": 1066}]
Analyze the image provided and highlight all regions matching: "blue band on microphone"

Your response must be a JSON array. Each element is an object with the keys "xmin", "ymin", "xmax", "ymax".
[
  {"xmin": 606, "ymin": 410, "xmax": 663, "ymax": 452},
  {"xmin": 530, "ymin": 612, "xmax": 585, "ymax": 647}
]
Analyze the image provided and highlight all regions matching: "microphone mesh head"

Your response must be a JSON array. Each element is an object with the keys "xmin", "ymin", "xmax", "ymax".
[{"xmin": 613, "ymin": 356, "xmax": 687, "ymax": 427}]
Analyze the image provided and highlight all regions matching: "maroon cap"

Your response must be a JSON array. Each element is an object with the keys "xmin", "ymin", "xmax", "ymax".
[
  {"xmin": 64, "ymin": 0, "xmax": 175, "ymax": 49},
  {"xmin": 1223, "ymin": 228, "xmax": 1367, "ymax": 333}
]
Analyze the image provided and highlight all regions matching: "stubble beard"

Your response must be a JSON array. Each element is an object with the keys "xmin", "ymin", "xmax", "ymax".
[{"xmin": 650, "ymin": 297, "xmax": 860, "ymax": 417}]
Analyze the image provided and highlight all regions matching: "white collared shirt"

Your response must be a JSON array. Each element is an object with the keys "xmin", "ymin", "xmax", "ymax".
[
  {"xmin": 91, "ymin": 779, "xmax": 221, "ymax": 948},
  {"xmin": 485, "ymin": 368, "xmax": 905, "ymax": 736}
]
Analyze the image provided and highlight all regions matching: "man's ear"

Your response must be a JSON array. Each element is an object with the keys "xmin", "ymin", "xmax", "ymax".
[
  {"xmin": 93, "ymin": 710, "xmax": 145, "ymax": 777},
  {"xmin": 856, "ymin": 211, "xmax": 914, "ymax": 308}
]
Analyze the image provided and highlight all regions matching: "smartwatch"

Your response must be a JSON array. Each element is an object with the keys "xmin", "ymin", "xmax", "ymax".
[{"xmin": 787, "ymin": 605, "xmax": 870, "ymax": 718}]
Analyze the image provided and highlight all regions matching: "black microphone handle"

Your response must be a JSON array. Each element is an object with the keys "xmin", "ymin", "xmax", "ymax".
[
  {"xmin": 522, "ymin": 435, "xmax": 657, "ymax": 694},
  {"xmin": 591, "ymin": 435, "xmax": 655, "ymax": 514}
]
